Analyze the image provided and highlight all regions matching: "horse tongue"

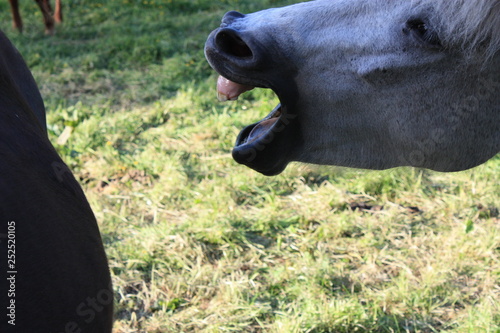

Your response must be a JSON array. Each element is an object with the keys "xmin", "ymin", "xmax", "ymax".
[
  {"xmin": 217, "ymin": 76, "xmax": 254, "ymax": 102},
  {"xmin": 246, "ymin": 118, "xmax": 278, "ymax": 143}
]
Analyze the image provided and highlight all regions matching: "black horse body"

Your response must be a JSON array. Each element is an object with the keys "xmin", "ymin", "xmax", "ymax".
[{"xmin": 0, "ymin": 31, "xmax": 112, "ymax": 333}]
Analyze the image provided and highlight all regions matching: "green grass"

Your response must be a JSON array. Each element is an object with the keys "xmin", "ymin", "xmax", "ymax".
[{"xmin": 2, "ymin": 0, "xmax": 499, "ymax": 332}]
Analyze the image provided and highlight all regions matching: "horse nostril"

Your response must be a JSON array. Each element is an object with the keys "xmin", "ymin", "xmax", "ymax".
[{"xmin": 215, "ymin": 29, "xmax": 253, "ymax": 59}]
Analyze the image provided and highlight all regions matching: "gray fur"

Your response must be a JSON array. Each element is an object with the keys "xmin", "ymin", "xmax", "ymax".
[{"xmin": 208, "ymin": 0, "xmax": 500, "ymax": 172}]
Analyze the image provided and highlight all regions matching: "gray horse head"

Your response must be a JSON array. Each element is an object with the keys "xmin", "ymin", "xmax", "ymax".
[{"xmin": 205, "ymin": 0, "xmax": 500, "ymax": 176}]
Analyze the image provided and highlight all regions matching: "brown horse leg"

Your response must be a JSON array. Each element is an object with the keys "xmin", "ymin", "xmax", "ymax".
[
  {"xmin": 8, "ymin": 0, "xmax": 23, "ymax": 32},
  {"xmin": 54, "ymin": 0, "xmax": 62, "ymax": 24},
  {"xmin": 34, "ymin": 0, "xmax": 55, "ymax": 35}
]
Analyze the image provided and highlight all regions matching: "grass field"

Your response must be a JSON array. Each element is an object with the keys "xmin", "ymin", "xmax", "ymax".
[{"xmin": 1, "ymin": 0, "xmax": 499, "ymax": 332}]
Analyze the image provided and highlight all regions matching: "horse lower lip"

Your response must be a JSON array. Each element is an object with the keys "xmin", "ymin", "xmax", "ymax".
[
  {"xmin": 237, "ymin": 103, "xmax": 282, "ymax": 146},
  {"xmin": 232, "ymin": 101, "xmax": 294, "ymax": 176},
  {"xmin": 246, "ymin": 117, "xmax": 279, "ymax": 144}
]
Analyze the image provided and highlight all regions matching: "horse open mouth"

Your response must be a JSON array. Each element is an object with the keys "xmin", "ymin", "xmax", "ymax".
[
  {"xmin": 235, "ymin": 103, "xmax": 282, "ymax": 146},
  {"xmin": 205, "ymin": 18, "xmax": 301, "ymax": 175},
  {"xmin": 214, "ymin": 74, "xmax": 297, "ymax": 175},
  {"xmin": 217, "ymin": 76, "xmax": 282, "ymax": 147}
]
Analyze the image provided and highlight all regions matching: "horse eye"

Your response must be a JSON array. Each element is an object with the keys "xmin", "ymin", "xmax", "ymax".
[{"xmin": 405, "ymin": 18, "xmax": 442, "ymax": 48}]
